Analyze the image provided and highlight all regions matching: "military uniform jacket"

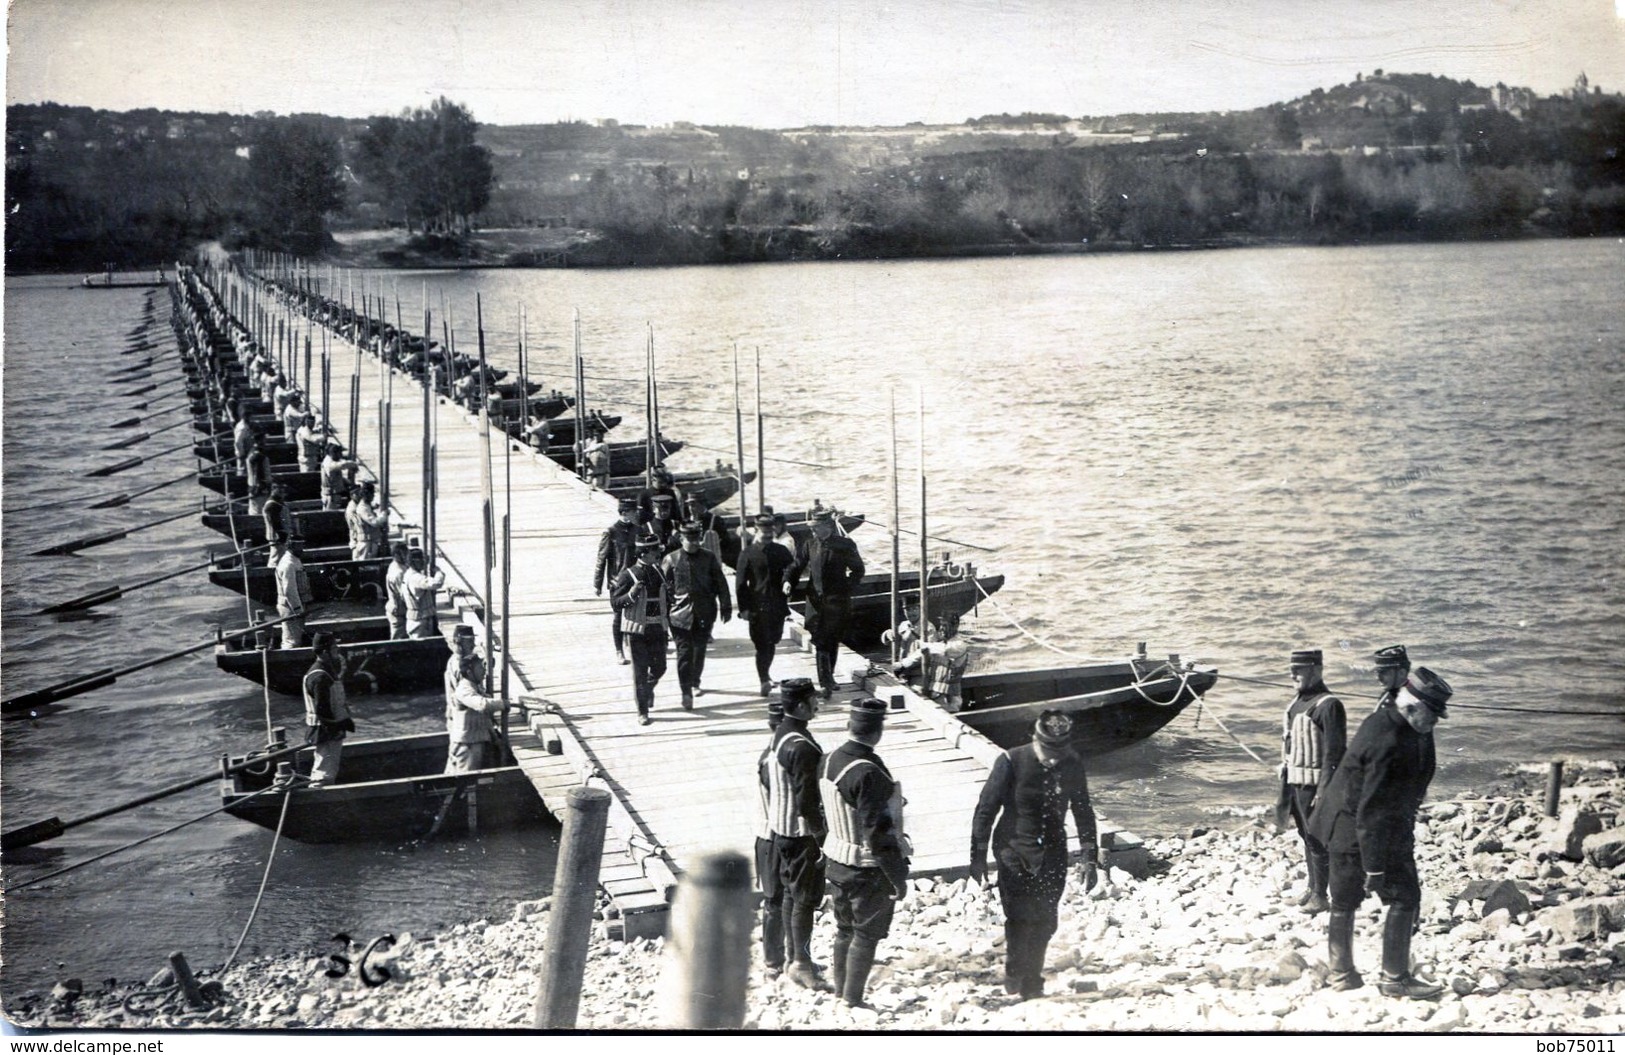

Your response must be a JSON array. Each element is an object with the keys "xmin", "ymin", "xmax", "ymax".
[
  {"xmin": 766, "ymin": 719, "xmax": 826, "ymax": 840},
  {"xmin": 594, "ymin": 520, "xmax": 639, "ymax": 592},
  {"xmin": 660, "ymin": 547, "xmax": 731, "ymax": 629},
  {"xmin": 1308, "ymin": 705, "xmax": 1437, "ymax": 872},
  {"xmin": 796, "ymin": 534, "xmax": 865, "ymax": 602},
  {"xmin": 610, "ymin": 560, "xmax": 670, "ymax": 635},
  {"xmin": 736, "ymin": 539, "xmax": 795, "ymax": 621},
  {"xmin": 971, "ymin": 744, "xmax": 1098, "ymax": 876}
]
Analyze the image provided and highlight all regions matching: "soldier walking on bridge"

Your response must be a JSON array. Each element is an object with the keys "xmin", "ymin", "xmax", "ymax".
[{"xmin": 610, "ymin": 534, "xmax": 671, "ymax": 727}]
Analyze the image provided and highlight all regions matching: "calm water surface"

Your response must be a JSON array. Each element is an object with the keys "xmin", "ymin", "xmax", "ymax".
[{"xmin": 4, "ymin": 238, "xmax": 1623, "ymax": 998}]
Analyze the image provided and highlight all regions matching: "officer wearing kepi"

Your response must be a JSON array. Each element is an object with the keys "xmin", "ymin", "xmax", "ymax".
[
  {"xmin": 736, "ymin": 511, "xmax": 796, "ymax": 697},
  {"xmin": 792, "ymin": 509, "xmax": 865, "ymax": 699},
  {"xmin": 1309, "ymin": 667, "xmax": 1453, "ymax": 998},
  {"xmin": 593, "ymin": 497, "xmax": 642, "ymax": 665},
  {"xmin": 818, "ymin": 697, "xmax": 910, "ymax": 1008},
  {"xmin": 1372, "ymin": 644, "xmax": 1410, "ymax": 711},
  {"xmin": 1279, "ymin": 648, "xmax": 1347, "ymax": 914},
  {"xmin": 970, "ymin": 709, "xmax": 1099, "ymax": 1001},
  {"xmin": 765, "ymin": 677, "xmax": 828, "ymax": 990}
]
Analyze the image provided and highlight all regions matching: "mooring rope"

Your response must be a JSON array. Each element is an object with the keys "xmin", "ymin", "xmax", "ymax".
[
  {"xmin": 221, "ymin": 786, "xmax": 293, "ymax": 973},
  {"xmin": 970, "ymin": 578, "xmax": 1086, "ymax": 659}
]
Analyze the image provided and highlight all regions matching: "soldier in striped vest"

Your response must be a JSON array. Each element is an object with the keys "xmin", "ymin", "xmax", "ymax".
[
  {"xmin": 754, "ymin": 698, "xmax": 787, "ymax": 980},
  {"xmin": 1280, "ymin": 648, "xmax": 1348, "ymax": 915},
  {"xmin": 766, "ymin": 677, "xmax": 829, "ymax": 990},
  {"xmin": 302, "ymin": 631, "xmax": 353, "ymax": 787},
  {"xmin": 610, "ymin": 533, "xmax": 671, "ymax": 727},
  {"xmin": 818, "ymin": 697, "xmax": 910, "ymax": 1008}
]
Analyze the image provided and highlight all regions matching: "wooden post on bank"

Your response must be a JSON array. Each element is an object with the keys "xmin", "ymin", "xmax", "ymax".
[
  {"xmin": 662, "ymin": 851, "xmax": 752, "ymax": 1029},
  {"xmin": 534, "ymin": 786, "xmax": 612, "ymax": 1029},
  {"xmin": 1545, "ymin": 761, "xmax": 1564, "ymax": 818},
  {"xmin": 169, "ymin": 951, "xmax": 208, "ymax": 1010}
]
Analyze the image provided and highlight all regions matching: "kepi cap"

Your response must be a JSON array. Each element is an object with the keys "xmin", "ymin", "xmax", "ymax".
[
  {"xmin": 1033, "ymin": 709, "xmax": 1074, "ymax": 745},
  {"xmin": 1290, "ymin": 649, "xmax": 1323, "ymax": 667},
  {"xmin": 617, "ymin": 497, "xmax": 639, "ymax": 512},
  {"xmin": 310, "ymin": 631, "xmax": 334, "ymax": 653},
  {"xmin": 678, "ymin": 520, "xmax": 703, "ymax": 538},
  {"xmin": 635, "ymin": 533, "xmax": 663, "ymax": 552},
  {"xmin": 1373, "ymin": 644, "xmax": 1410, "ymax": 670},
  {"xmin": 754, "ymin": 512, "xmax": 776, "ymax": 527},
  {"xmin": 1399, "ymin": 666, "xmax": 1453, "ymax": 718}
]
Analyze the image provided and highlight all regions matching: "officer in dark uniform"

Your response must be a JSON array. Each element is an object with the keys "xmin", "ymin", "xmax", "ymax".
[
  {"xmin": 594, "ymin": 496, "xmax": 641, "ymax": 665},
  {"xmin": 1372, "ymin": 644, "xmax": 1410, "ymax": 711},
  {"xmin": 736, "ymin": 511, "xmax": 796, "ymax": 697},
  {"xmin": 1309, "ymin": 667, "xmax": 1453, "ymax": 998},
  {"xmin": 765, "ymin": 677, "xmax": 828, "ymax": 990},
  {"xmin": 661, "ymin": 520, "xmax": 732, "ymax": 709},
  {"xmin": 970, "ymin": 709, "xmax": 1099, "ymax": 1001},
  {"xmin": 646, "ymin": 493, "xmax": 681, "ymax": 554},
  {"xmin": 1279, "ymin": 648, "xmax": 1347, "ymax": 915},
  {"xmin": 755, "ymin": 698, "xmax": 787, "ymax": 979},
  {"xmin": 819, "ymin": 697, "xmax": 910, "ymax": 1008},
  {"xmin": 609, "ymin": 534, "xmax": 671, "ymax": 727},
  {"xmin": 792, "ymin": 509, "xmax": 865, "ymax": 698}
]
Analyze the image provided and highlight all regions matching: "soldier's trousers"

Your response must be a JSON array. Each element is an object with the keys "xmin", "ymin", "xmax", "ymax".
[
  {"xmin": 807, "ymin": 596, "xmax": 851, "ymax": 690},
  {"xmin": 748, "ymin": 612, "xmax": 786, "ymax": 683},
  {"xmin": 755, "ymin": 835, "xmax": 785, "ymax": 971},
  {"xmin": 627, "ymin": 628, "xmax": 667, "ymax": 716},
  {"xmin": 1329, "ymin": 830, "xmax": 1421, "ymax": 912},
  {"xmin": 1288, "ymin": 784, "xmax": 1330, "ymax": 895},
  {"xmin": 671, "ymin": 620, "xmax": 714, "ymax": 692},
  {"xmin": 997, "ymin": 857, "xmax": 1067, "ymax": 992},
  {"xmin": 774, "ymin": 833, "xmax": 826, "ymax": 965}
]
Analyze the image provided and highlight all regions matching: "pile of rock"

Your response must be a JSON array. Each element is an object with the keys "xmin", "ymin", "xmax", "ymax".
[{"xmin": 12, "ymin": 761, "xmax": 1623, "ymax": 1032}]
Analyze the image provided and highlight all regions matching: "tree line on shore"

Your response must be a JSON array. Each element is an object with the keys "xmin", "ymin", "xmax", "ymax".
[{"xmin": 5, "ymin": 73, "xmax": 1623, "ymax": 272}]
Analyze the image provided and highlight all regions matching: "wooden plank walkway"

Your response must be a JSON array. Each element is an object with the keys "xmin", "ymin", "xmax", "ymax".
[{"xmin": 309, "ymin": 320, "xmax": 1048, "ymax": 934}]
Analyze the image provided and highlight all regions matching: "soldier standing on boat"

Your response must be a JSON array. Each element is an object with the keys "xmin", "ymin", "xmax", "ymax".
[
  {"xmin": 320, "ymin": 442, "xmax": 359, "ymax": 511},
  {"xmin": 444, "ymin": 624, "xmax": 476, "ymax": 706},
  {"xmin": 402, "ymin": 545, "xmax": 446, "ymax": 639},
  {"xmin": 583, "ymin": 424, "xmax": 611, "ymax": 490},
  {"xmin": 232, "ymin": 400, "xmax": 255, "ymax": 474},
  {"xmin": 446, "ymin": 653, "xmax": 505, "ymax": 773},
  {"xmin": 295, "ymin": 413, "xmax": 324, "ymax": 473},
  {"xmin": 755, "ymin": 697, "xmax": 788, "ymax": 980},
  {"xmin": 767, "ymin": 678, "xmax": 829, "ymax": 990},
  {"xmin": 302, "ymin": 631, "xmax": 353, "ymax": 787},
  {"xmin": 274, "ymin": 539, "xmax": 313, "ymax": 650},
  {"xmin": 346, "ymin": 481, "xmax": 389, "ymax": 561},
  {"xmin": 819, "ymin": 697, "xmax": 910, "ymax": 1009},
  {"xmin": 610, "ymin": 534, "xmax": 671, "ymax": 727},
  {"xmin": 384, "ymin": 541, "xmax": 411, "ymax": 640},
  {"xmin": 262, "ymin": 480, "xmax": 291, "ymax": 553},
  {"xmin": 1279, "ymin": 648, "xmax": 1347, "ymax": 915},
  {"xmin": 737, "ymin": 512, "xmax": 796, "ymax": 698},
  {"xmin": 244, "ymin": 440, "xmax": 273, "ymax": 516},
  {"xmin": 281, "ymin": 391, "xmax": 305, "ymax": 441},
  {"xmin": 969, "ymin": 710, "xmax": 1099, "ymax": 1001},
  {"xmin": 793, "ymin": 509, "xmax": 866, "ymax": 699},
  {"xmin": 661, "ymin": 520, "xmax": 732, "ymax": 709},
  {"xmin": 594, "ymin": 497, "xmax": 642, "ymax": 665},
  {"xmin": 1308, "ymin": 668, "xmax": 1453, "ymax": 998},
  {"xmin": 1372, "ymin": 644, "xmax": 1410, "ymax": 711}
]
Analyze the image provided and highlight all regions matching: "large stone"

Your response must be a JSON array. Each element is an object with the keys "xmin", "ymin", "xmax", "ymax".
[
  {"xmin": 1582, "ymin": 828, "xmax": 1625, "ymax": 870},
  {"xmin": 1546, "ymin": 807, "xmax": 1604, "ymax": 861},
  {"xmin": 1538, "ymin": 896, "xmax": 1625, "ymax": 942},
  {"xmin": 1479, "ymin": 879, "xmax": 1532, "ymax": 919}
]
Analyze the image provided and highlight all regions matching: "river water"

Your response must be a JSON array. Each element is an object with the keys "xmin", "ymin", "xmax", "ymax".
[{"xmin": 4, "ymin": 238, "xmax": 1623, "ymax": 999}]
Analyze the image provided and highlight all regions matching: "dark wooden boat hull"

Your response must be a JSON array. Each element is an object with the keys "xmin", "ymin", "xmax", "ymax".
[
  {"xmin": 604, "ymin": 470, "xmax": 749, "ymax": 512},
  {"xmin": 546, "ymin": 440, "xmax": 683, "ymax": 475},
  {"xmin": 955, "ymin": 661, "xmax": 1219, "ymax": 755},
  {"xmin": 201, "ymin": 508, "xmax": 348, "ymax": 546},
  {"xmin": 199, "ymin": 468, "xmax": 321, "ymax": 501},
  {"xmin": 193, "ymin": 413, "xmax": 278, "ymax": 437},
  {"xmin": 791, "ymin": 571, "xmax": 1005, "ymax": 652},
  {"xmin": 215, "ymin": 618, "xmax": 450, "ymax": 695},
  {"xmin": 221, "ymin": 732, "xmax": 547, "ymax": 843},
  {"xmin": 209, "ymin": 558, "xmax": 389, "ymax": 606},
  {"xmin": 506, "ymin": 411, "xmax": 622, "ymax": 448},
  {"xmin": 193, "ymin": 439, "xmax": 299, "ymax": 464}
]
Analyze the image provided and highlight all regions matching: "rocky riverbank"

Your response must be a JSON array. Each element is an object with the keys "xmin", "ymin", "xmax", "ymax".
[{"xmin": 12, "ymin": 761, "xmax": 1624, "ymax": 1033}]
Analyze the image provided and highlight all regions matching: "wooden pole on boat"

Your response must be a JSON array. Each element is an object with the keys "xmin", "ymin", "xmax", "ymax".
[
  {"xmin": 421, "ymin": 296, "xmax": 432, "ymax": 563},
  {"xmin": 534, "ymin": 786, "xmax": 612, "ymax": 1028},
  {"xmin": 348, "ymin": 298, "xmax": 362, "ymax": 459},
  {"xmin": 732, "ymin": 342, "xmax": 747, "ymax": 527},
  {"xmin": 917, "ymin": 385, "xmax": 929, "ymax": 639},
  {"xmin": 572, "ymin": 310, "xmax": 585, "ymax": 480},
  {"xmin": 662, "ymin": 851, "xmax": 752, "ymax": 1029},
  {"xmin": 889, "ymin": 387, "xmax": 901, "ymax": 665},
  {"xmin": 500, "ymin": 511, "xmax": 511, "ymax": 745},
  {"xmin": 754, "ymin": 346, "xmax": 765, "ymax": 511},
  {"xmin": 320, "ymin": 328, "xmax": 331, "ymax": 444},
  {"xmin": 649, "ymin": 324, "xmax": 662, "ymax": 477},
  {"xmin": 478, "ymin": 295, "xmax": 495, "ymax": 694},
  {"xmin": 644, "ymin": 327, "xmax": 655, "ymax": 488}
]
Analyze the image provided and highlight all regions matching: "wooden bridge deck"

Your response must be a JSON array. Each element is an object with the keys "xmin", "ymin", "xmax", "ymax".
[{"xmin": 316, "ymin": 328, "xmax": 1012, "ymax": 932}]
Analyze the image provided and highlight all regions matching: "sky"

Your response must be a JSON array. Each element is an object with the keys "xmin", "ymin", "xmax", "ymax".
[{"xmin": 6, "ymin": 0, "xmax": 1625, "ymax": 128}]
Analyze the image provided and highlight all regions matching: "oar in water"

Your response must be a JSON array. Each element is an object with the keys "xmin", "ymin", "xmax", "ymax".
[
  {"xmin": 36, "ymin": 542, "xmax": 272, "ymax": 614},
  {"xmin": 32, "ymin": 505, "xmax": 209, "ymax": 556},
  {"xmin": 83, "ymin": 438, "xmax": 199, "ymax": 477},
  {"xmin": 87, "ymin": 463, "xmax": 219, "ymax": 509},
  {"xmin": 0, "ymin": 738, "xmax": 307, "ymax": 850},
  {"xmin": 107, "ymin": 401, "xmax": 189, "ymax": 429},
  {"xmin": 1, "ymin": 611, "xmax": 297, "ymax": 717}
]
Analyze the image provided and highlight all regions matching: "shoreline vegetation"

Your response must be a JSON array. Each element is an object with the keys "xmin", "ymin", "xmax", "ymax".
[
  {"xmin": 8, "ymin": 70, "xmax": 1622, "ymax": 273},
  {"xmin": 9, "ymin": 760, "xmax": 1623, "ymax": 1033}
]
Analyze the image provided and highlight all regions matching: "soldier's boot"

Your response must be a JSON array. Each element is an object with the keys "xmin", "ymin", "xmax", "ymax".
[
  {"xmin": 762, "ymin": 901, "xmax": 785, "ymax": 979},
  {"xmin": 842, "ymin": 937, "xmax": 878, "ymax": 1009},
  {"xmin": 1326, "ymin": 910, "xmax": 1364, "ymax": 991},
  {"xmin": 831, "ymin": 933, "xmax": 851, "ymax": 999},
  {"xmin": 1301, "ymin": 855, "xmax": 1329, "ymax": 913},
  {"xmin": 1378, "ymin": 906, "xmax": 1443, "ymax": 999},
  {"xmin": 786, "ymin": 904, "xmax": 830, "ymax": 991}
]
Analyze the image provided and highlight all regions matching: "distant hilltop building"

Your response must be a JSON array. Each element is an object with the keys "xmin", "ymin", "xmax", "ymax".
[{"xmin": 1492, "ymin": 83, "xmax": 1535, "ymax": 118}]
